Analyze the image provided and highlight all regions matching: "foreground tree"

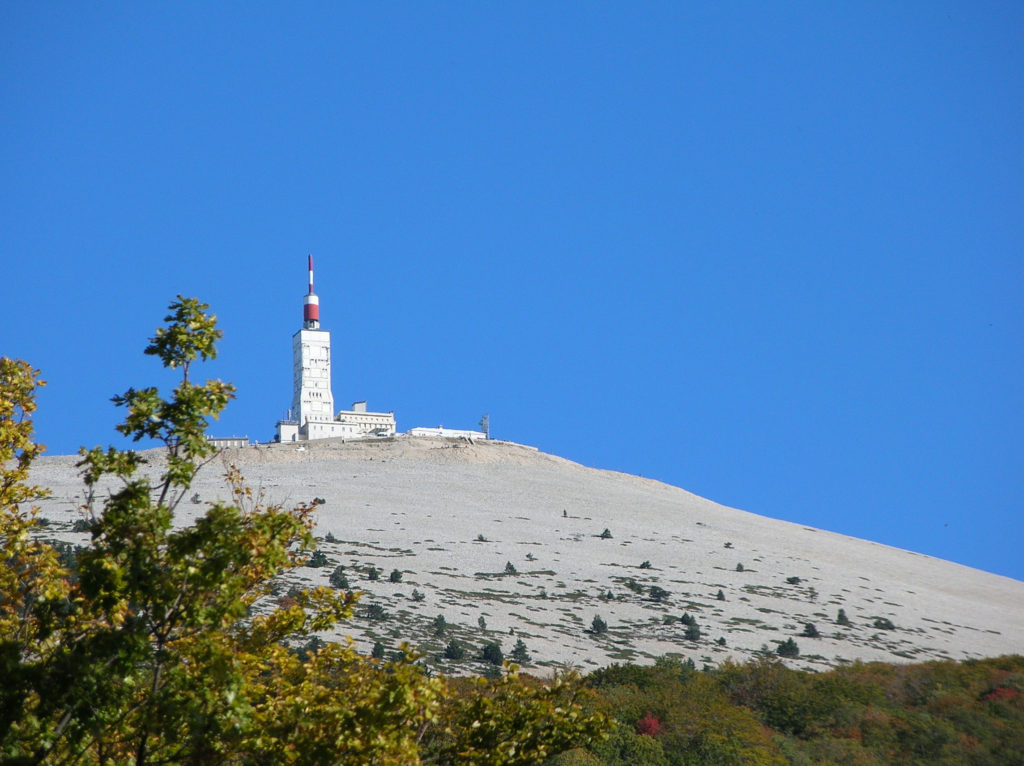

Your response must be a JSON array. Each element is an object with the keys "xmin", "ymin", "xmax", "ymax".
[{"xmin": 0, "ymin": 298, "xmax": 606, "ymax": 764}]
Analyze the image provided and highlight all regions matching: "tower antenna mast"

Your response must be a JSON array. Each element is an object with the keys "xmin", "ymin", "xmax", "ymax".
[{"xmin": 303, "ymin": 254, "xmax": 320, "ymax": 329}]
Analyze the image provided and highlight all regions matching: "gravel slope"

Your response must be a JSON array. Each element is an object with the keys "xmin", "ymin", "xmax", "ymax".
[{"xmin": 30, "ymin": 436, "xmax": 1024, "ymax": 674}]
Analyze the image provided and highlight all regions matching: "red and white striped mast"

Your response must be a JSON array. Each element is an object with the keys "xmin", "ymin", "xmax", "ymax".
[{"xmin": 303, "ymin": 255, "xmax": 320, "ymax": 329}]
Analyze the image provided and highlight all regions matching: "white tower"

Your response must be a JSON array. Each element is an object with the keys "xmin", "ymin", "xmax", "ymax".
[
  {"xmin": 276, "ymin": 256, "xmax": 396, "ymax": 442},
  {"xmin": 291, "ymin": 256, "xmax": 335, "ymax": 429}
]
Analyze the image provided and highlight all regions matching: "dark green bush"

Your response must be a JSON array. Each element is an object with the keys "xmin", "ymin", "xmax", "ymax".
[
  {"xmin": 777, "ymin": 638, "xmax": 800, "ymax": 657},
  {"xmin": 328, "ymin": 565, "xmax": 349, "ymax": 589},
  {"xmin": 443, "ymin": 640, "xmax": 465, "ymax": 660},
  {"xmin": 649, "ymin": 585, "xmax": 670, "ymax": 602},
  {"xmin": 307, "ymin": 549, "xmax": 329, "ymax": 567},
  {"xmin": 479, "ymin": 641, "xmax": 504, "ymax": 665}
]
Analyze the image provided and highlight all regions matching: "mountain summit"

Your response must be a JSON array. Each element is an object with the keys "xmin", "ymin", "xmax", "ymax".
[{"xmin": 31, "ymin": 436, "xmax": 1023, "ymax": 673}]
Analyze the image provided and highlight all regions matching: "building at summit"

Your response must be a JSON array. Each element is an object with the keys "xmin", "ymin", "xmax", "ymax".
[{"xmin": 275, "ymin": 257, "xmax": 396, "ymax": 442}]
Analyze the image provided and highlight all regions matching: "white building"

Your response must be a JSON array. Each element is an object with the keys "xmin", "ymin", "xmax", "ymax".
[
  {"xmin": 407, "ymin": 426, "xmax": 487, "ymax": 440},
  {"xmin": 207, "ymin": 436, "xmax": 250, "ymax": 449},
  {"xmin": 276, "ymin": 257, "xmax": 396, "ymax": 442}
]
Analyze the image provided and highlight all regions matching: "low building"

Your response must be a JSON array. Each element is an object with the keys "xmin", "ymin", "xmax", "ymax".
[
  {"xmin": 407, "ymin": 426, "xmax": 487, "ymax": 440},
  {"xmin": 207, "ymin": 436, "xmax": 250, "ymax": 449}
]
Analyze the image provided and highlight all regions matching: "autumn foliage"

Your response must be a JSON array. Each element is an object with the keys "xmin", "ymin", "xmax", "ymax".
[{"xmin": 552, "ymin": 653, "xmax": 1024, "ymax": 765}]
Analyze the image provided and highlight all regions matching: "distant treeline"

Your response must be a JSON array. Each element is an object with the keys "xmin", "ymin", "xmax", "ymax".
[{"xmin": 544, "ymin": 653, "xmax": 1024, "ymax": 765}]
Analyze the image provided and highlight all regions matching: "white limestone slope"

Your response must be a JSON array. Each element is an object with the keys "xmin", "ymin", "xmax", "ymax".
[{"xmin": 30, "ymin": 437, "xmax": 1024, "ymax": 674}]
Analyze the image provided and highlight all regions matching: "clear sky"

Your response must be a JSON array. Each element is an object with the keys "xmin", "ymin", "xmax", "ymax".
[{"xmin": 2, "ymin": 3, "xmax": 1021, "ymax": 581}]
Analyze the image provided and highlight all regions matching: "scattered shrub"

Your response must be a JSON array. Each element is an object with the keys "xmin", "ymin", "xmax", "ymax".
[
  {"xmin": 716, "ymin": 589, "xmax": 726, "ymax": 601},
  {"xmin": 71, "ymin": 519, "xmax": 92, "ymax": 533},
  {"xmin": 736, "ymin": 563, "xmax": 745, "ymax": 572},
  {"xmin": 511, "ymin": 638, "xmax": 530, "ymax": 663},
  {"xmin": 716, "ymin": 636, "xmax": 726, "ymax": 646},
  {"xmin": 681, "ymin": 613, "xmax": 695, "ymax": 626},
  {"xmin": 292, "ymin": 636, "xmax": 325, "ymax": 662},
  {"xmin": 624, "ymin": 579, "xmax": 644, "ymax": 594},
  {"xmin": 591, "ymin": 615, "xmax": 608, "ymax": 635},
  {"xmin": 801, "ymin": 622, "xmax": 820, "ymax": 638},
  {"xmin": 475, "ymin": 533, "xmax": 488, "ymax": 542},
  {"xmin": 649, "ymin": 585, "xmax": 670, "ymax": 602},
  {"xmin": 432, "ymin": 615, "xmax": 447, "ymax": 636},
  {"xmin": 328, "ymin": 565, "xmax": 349, "ymax": 589},
  {"xmin": 442, "ymin": 640, "xmax": 465, "ymax": 660},
  {"xmin": 307, "ymin": 550, "xmax": 329, "ymax": 568},
  {"xmin": 724, "ymin": 541, "xmax": 733, "ymax": 548},
  {"xmin": 873, "ymin": 617, "xmax": 896, "ymax": 630},
  {"xmin": 777, "ymin": 637, "xmax": 800, "ymax": 657},
  {"xmin": 836, "ymin": 608, "xmax": 851, "ymax": 626},
  {"xmin": 371, "ymin": 641, "xmax": 385, "ymax": 660},
  {"xmin": 685, "ymin": 622, "xmax": 701, "ymax": 641},
  {"xmin": 363, "ymin": 603, "xmax": 387, "ymax": 621},
  {"xmin": 389, "ymin": 568, "xmax": 403, "ymax": 583},
  {"xmin": 504, "ymin": 561, "xmax": 518, "ymax": 575},
  {"xmin": 786, "ymin": 576, "xmax": 802, "ymax": 585},
  {"xmin": 639, "ymin": 560, "xmax": 652, "ymax": 569},
  {"xmin": 367, "ymin": 566, "xmax": 380, "ymax": 581},
  {"xmin": 478, "ymin": 615, "xmax": 487, "ymax": 631},
  {"xmin": 325, "ymin": 531, "xmax": 338, "ymax": 543},
  {"xmin": 411, "ymin": 588, "xmax": 425, "ymax": 601},
  {"xmin": 599, "ymin": 528, "xmax": 613, "ymax": 539},
  {"xmin": 479, "ymin": 641, "xmax": 504, "ymax": 666}
]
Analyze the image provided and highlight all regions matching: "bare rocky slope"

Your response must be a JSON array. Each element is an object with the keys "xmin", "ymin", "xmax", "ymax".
[{"xmin": 30, "ymin": 436, "xmax": 1024, "ymax": 675}]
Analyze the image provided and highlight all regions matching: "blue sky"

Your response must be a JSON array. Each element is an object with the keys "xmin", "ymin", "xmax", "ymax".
[{"xmin": 2, "ymin": 3, "xmax": 1021, "ymax": 581}]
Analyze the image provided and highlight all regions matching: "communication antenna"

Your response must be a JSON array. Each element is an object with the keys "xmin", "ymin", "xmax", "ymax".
[
  {"xmin": 303, "ymin": 255, "xmax": 320, "ymax": 329},
  {"xmin": 479, "ymin": 413, "xmax": 490, "ymax": 439}
]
